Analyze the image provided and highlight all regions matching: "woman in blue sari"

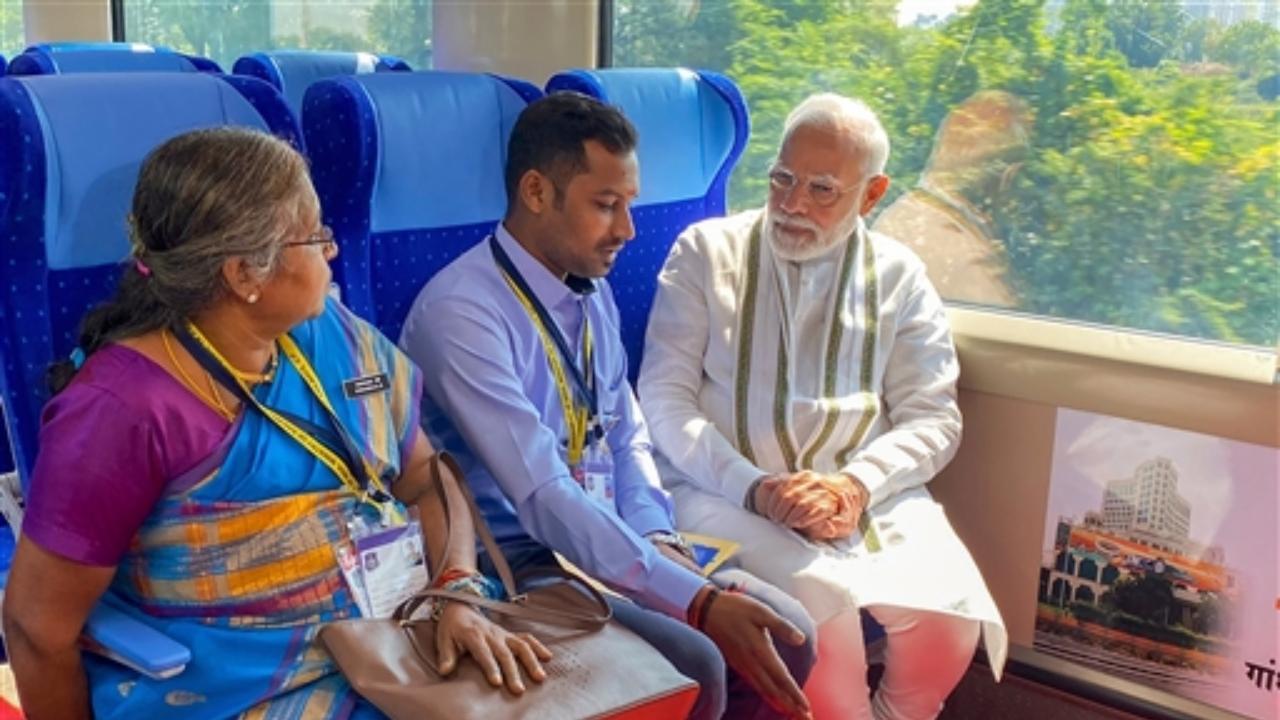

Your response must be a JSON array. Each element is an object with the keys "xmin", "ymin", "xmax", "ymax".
[{"xmin": 3, "ymin": 128, "xmax": 550, "ymax": 719}]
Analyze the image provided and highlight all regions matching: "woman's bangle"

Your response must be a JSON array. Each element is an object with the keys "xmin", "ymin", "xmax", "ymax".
[
  {"xmin": 432, "ymin": 567, "xmax": 474, "ymax": 588},
  {"xmin": 429, "ymin": 572, "xmax": 503, "ymax": 620}
]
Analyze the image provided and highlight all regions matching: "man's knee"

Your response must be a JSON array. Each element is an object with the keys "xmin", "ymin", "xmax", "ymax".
[
  {"xmin": 883, "ymin": 608, "xmax": 980, "ymax": 668},
  {"xmin": 606, "ymin": 597, "xmax": 728, "ymax": 719},
  {"xmin": 678, "ymin": 630, "xmax": 729, "ymax": 720},
  {"xmin": 922, "ymin": 612, "xmax": 980, "ymax": 663},
  {"xmin": 951, "ymin": 617, "xmax": 981, "ymax": 667},
  {"xmin": 773, "ymin": 595, "xmax": 818, "ymax": 685},
  {"xmin": 725, "ymin": 571, "xmax": 819, "ymax": 685}
]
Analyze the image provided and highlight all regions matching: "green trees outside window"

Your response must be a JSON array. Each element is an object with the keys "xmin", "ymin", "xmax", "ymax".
[
  {"xmin": 614, "ymin": 0, "xmax": 1279, "ymax": 347},
  {"xmin": 122, "ymin": 0, "xmax": 432, "ymax": 72},
  {"xmin": 1, "ymin": 1, "xmax": 22, "ymax": 57}
]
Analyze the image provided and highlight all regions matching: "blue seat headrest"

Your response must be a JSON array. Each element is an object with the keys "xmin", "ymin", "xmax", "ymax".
[
  {"xmin": 546, "ymin": 68, "xmax": 744, "ymax": 206},
  {"xmin": 8, "ymin": 42, "xmax": 224, "ymax": 76},
  {"xmin": 25, "ymin": 42, "xmax": 161, "ymax": 52},
  {"xmin": 0, "ymin": 72, "xmax": 298, "ymax": 484},
  {"xmin": 543, "ymin": 68, "xmax": 749, "ymax": 386},
  {"xmin": 17, "ymin": 74, "xmax": 278, "ymax": 269},
  {"xmin": 233, "ymin": 50, "xmax": 410, "ymax": 115},
  {"xmin": 309, "ymin": 71, "xmax": 531, "ymax": 232},
  {"xmin": 303, "ymin": 70, "xmax": 540, "ymax": 328}
]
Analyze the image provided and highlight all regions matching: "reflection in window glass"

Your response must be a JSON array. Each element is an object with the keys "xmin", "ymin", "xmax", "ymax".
[
  {"xmin": 1, "ymin": 1, "xmax": 23, "ymax": 57},
  {"xmin": 612, "ymin": 0, "xmax": 1280, "ymax": 347},
  {"xmin": 122, "ymin": 0, "xmax": 432, "ymax": 71}
]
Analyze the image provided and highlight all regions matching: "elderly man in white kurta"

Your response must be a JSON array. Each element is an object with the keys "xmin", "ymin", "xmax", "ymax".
[{"xmin": 638, "ymin": 94, "xmax": 1007, "ymax": 720}]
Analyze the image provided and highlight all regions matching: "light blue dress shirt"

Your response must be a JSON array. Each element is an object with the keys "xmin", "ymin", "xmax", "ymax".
[{"xmin": 400, "ymin": 224, "xmax": 706, "ymax": 619}]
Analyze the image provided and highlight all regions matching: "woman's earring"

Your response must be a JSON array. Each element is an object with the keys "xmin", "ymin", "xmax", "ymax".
[{"xmin": 247, "ymin": 292, "xmax": 259, "ymax": 304}]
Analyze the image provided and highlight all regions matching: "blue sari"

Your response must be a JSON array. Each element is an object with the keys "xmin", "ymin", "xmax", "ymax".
[{"xmin": 88, "ymin": 299, "xmax": 421, "ymax": 720}]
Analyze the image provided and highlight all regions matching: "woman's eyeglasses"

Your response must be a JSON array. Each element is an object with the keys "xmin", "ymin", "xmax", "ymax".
[{"xmin": 283, "ymin": 225, "xmax": 338, "ymax": 257}]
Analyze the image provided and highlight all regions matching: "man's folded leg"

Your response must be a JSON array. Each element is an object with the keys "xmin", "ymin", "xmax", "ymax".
[
  {"xmin": 867, "ymin": 605, "xmax": 980, "ymax": 720},
  {"xmin": 712, "ymin": 567, "xmax": 818, "ymax": 720},
  {"xmin": 606, "ymin": 595, "xmax": 728, "ymax": 720}
]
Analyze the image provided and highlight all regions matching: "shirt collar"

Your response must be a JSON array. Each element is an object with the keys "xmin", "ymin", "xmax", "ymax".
[{"xmin": 494, "ymin": 223, "xmax": 596, "ymax": 311}]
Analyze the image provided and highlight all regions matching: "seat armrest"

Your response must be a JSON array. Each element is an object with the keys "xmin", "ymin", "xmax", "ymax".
[{"xmin": 82, "ymin": 603, "xmax": 190, "ymax": 680}]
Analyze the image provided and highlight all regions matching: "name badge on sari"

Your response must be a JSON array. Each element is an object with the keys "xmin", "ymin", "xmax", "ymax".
[
  {"xmin": 335, "ymin": 519, "xmax": 428, "ymax": 618},
  {"xmin": 343, "ymin": 372, "xmax": 390, "ymax": 399}
]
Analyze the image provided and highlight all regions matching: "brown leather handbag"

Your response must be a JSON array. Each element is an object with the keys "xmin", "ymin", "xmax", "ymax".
[{"xmin": 319, "ymin": 455, "xmax": 699, "ymax": 720}]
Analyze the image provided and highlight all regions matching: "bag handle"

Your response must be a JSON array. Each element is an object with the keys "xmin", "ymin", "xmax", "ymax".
[
  {"xmin": 403, "ymin": 576, "xmax": 610, "ymax": 630},
  {"xmin": 394, "ymin": 453, "xmax": 611, "ymax": 630},
  {"xmin": 424, "ymin": 452, "xmax": 519, "ymax": 596}
]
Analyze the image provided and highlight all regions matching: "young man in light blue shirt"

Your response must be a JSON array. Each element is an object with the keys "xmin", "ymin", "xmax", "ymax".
[{"xmin": 400, "ymin": 92, "xmax": 815, "ymax": 720}]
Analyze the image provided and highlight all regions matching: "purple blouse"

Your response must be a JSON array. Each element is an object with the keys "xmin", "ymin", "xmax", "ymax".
[{"xmin": 24, "ymin": 344, "xmax": 231, "ymax": 566}]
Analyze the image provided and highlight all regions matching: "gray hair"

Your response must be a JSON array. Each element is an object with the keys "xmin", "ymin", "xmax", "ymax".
[
  {"xmin": 128, "ymin": 127, "xmax": 312, "ymax": 314},
  {"xmin": 49, "ymin": 127, "xmax": 314, "ymax": 394},
  {"xmin": 781, "ymin": 93, "xmax": 890, "ymax": 178}
]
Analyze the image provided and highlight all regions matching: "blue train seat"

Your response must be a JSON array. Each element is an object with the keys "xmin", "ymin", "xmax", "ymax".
[
  {"xmin": 544, "ymin": 68, "xmax": 748, "ymax": 382},
  {"xmin": 0, "ymin": 55, "xmax": 5, "ymax": 75},
  {"xmin": 0, "ymin": 410, "xmax": 11, "ymax": 475},
  {"xmin": 233, "ymin": 50, "xmax": 411, "ymax": 119},
  {"xmin": 8, "ymin": 42, "xmax": 220, "ymax": 76},
  {"xmin": 302, "ymin": 71, "xmax": 541, "ymax": 338},
  {"xmin": 0, "ymin": 72, "xmax": 301, "ymax": 490}
]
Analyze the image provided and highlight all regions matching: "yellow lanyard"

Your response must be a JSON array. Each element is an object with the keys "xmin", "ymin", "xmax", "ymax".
[
  {"xmin": 499, "ymin": 272, "xmax": 594, "ymax": 466},
  {"xmin": 184, "ymin": 322, "xmax": 395, "ymax": 508}
]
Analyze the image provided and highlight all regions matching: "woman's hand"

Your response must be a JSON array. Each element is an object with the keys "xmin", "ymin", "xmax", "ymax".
[{"xmin": 434, "ymin": 601, "xmax": 552, "ymax": 694}]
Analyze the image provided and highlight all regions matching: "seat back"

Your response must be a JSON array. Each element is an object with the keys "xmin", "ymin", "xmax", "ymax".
[
  {"xmin": 544, "ymin": 68, "xmax": 748, "ymax": 380},
  {"xmin": 0, "ymin": 73, "xmax": 300, "ymax": 487},
  {"xmin": 8, "ymin": 42, "xmax": 221, "ymax": 75},
  {"xmin": 0, "ymin": 407, "xmax": 11, "ymax": 475},
  {"xmin": 303, "ymin": 71, "xmax": 541, "ymax": 338},
  {"xmin": 233, "ymin": 50, "xmax": 411, "ymax": 119}
]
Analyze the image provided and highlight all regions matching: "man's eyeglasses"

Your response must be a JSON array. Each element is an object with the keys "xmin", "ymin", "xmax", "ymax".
[
  {"xmin": 767, "ymin": 166, "xmax": 857, "ymax": 208},
  {"xmin": 283, "ymin": 225, "xmax": 338, "ymax": 257}
]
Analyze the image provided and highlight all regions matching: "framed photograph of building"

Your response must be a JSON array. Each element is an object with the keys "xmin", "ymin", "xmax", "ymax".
[{"xmin": 1036, "ymin": 408, "xmax": 1278, "ymax": 720}]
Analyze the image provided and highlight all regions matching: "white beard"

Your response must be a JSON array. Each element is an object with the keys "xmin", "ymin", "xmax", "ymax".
[{"xmin": 764, "ymin": 206, "xmax": 861, "ymax": 263}]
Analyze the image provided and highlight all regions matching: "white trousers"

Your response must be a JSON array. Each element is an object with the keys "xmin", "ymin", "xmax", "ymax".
[{"xmin": 806, "ymin": 605, "xmax": 980, "ymax": 720}]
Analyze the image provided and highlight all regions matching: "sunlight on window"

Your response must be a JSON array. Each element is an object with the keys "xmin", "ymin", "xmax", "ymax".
[
  {"xmin": 612, "ymin": 0, "xmax": 1280, "ymax": 348},
  {"xmin": 121, "ymin": 0, "xmax": 432, "ymax": 71},
  {"xmin": 1, "ymin": 1, "xmax": 23, "ymax": 57}
]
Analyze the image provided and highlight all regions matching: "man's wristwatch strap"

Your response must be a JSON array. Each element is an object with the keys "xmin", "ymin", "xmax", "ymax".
[{"xmin": 647, "ymin": 530, "xmax": 697, "ymax": 561}]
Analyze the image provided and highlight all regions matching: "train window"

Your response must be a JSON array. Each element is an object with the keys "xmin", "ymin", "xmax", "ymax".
[
  {"xmin": 1, "ymin": 2, "xmax": 22, "ymax": 55},
  {"xmin": 118, "ymin": 0, "xmax": 433, "ymax": 70},
  {"xmin": 610, "ymin": 0, "xmax": 1279, "ymax": 350}
]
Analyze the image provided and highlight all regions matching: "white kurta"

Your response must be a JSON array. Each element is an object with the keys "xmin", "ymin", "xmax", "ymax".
[{"xmin": 638, "ymin": 208, "xmax": 1007, "ymax": 678}]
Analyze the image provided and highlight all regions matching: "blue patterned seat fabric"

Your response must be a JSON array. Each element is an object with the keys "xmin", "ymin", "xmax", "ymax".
[
  {"xmin": 0, "ymin": 72, "xmax": 300, "ymax": 487},
  {"xmin": 8, "ymin": 42, "xmax": 221, "ymax": 76},
  {"xmin": 303, "ymin": 71, "xmax": 541, "ymax": 340},
  {"xmin": 545, "ymin": 68, "xmax": 748, "ymax": 383},
  {"xmin": 233, "ymin": 50, "xmax": 411, "ymax": 120}
]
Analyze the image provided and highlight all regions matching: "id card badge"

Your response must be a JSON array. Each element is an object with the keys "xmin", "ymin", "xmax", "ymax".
[
  {"xmin": 334, "ymin": 520, "xmax": 429, "ymax": 618},
  {"xmin": 336, "ymin": 541, "xmax": 373, "ymax": 617},
  {"xmin": 573, "ymin": 437, "xmax": 615, "ymax": 508}
]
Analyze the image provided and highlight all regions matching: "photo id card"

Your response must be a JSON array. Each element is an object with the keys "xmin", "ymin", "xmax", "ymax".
[
  {"xmin": 573, "ymin": 439, "xmax": 615, "ymax": 508},
  {"xmin": 335, "ymin": 520, "xmax": 429, "ymax": 619}
]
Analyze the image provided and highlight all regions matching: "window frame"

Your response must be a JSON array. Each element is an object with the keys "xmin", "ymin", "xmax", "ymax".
[
  {"xmin": 110, "ymin": 0, "xmax": 125, "ymax": 42},
  {"xmin": 600, "ymin": 0, "xmax": 1280, "ymax": 380}
]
